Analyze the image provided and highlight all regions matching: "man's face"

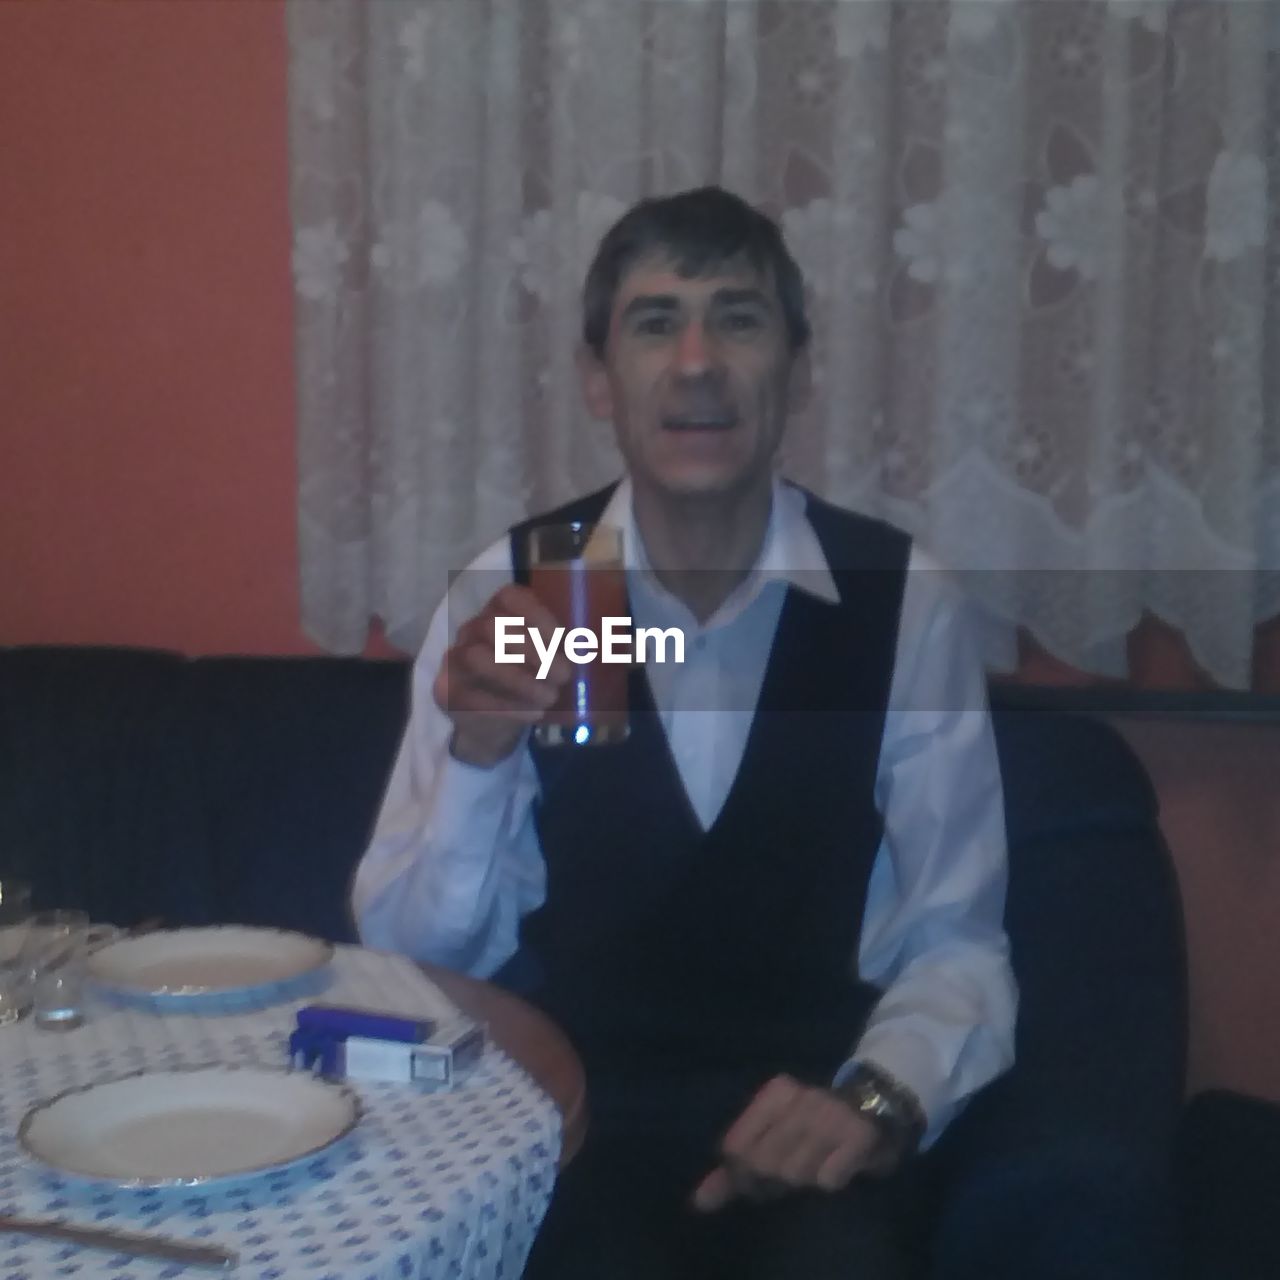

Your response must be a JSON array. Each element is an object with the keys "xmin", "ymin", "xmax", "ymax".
[{"xmin": 579, "ymin": 254, "xmax": 807, "ymax": 502}]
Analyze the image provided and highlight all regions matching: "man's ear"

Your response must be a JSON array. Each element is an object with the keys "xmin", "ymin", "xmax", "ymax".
[
  {"xmin": 576, "ymin": 343, "xmax": 614, "ymax": 421},
  {"xmin": 786, "ymin": 347, "xmax": 813, "ymax": 416}
]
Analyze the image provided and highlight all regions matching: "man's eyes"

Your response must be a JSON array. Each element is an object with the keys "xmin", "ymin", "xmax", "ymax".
[
  {"xmin": 628, "ymin": 309, "xmax": 766, "ymax": 338},
  {"xmin": 634, "ymin": 314, "xmax": 676, "ymax": 336}
]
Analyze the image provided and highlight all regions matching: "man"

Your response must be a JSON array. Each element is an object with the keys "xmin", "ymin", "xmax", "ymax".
[{"xmin": 353, "ymin": 186, "xmax": 1017, "ymax": 1278}]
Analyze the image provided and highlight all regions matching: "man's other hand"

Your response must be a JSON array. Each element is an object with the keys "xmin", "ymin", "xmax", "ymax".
[
  {"xmin": 433, "ymin": 584, "xmax": 570, "ymax": 768},
  {"xmin": 692, "ymin": 1074, "xmax": 888, "ymax": 1212}
]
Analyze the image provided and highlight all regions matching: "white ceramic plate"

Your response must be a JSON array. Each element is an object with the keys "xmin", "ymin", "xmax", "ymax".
[
  {"xmin": 86, "ymin": 927, "xmax": 333, "ymax": 1012},
  {"xmin": 18, "ymin": 1065, "xmax": 360, "ymax": 1189}
]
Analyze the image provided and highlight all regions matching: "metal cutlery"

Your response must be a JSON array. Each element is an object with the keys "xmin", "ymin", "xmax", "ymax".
[{"xmin": 0, "ymin": 1213, "xmax": 237, "ymax": 1270}]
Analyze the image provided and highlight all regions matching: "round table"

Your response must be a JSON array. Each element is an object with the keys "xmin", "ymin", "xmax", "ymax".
[
  {"xmin": 0, "ymin": 947, "xmax": 573, "ymax": 1280},
  {"xmin": 425, "ymin": 963, "xmax": 587, "ymax": 1166}
]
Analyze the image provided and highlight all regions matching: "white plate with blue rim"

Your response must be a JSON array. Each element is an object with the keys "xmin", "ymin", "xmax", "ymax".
[
  {"xmin": 18, "ymin": 1064, "xmax": 360, "ymax": 1190},
  {"xmin": 86, "ymin": 926, "xmax": 333, "ymax": 1013}
]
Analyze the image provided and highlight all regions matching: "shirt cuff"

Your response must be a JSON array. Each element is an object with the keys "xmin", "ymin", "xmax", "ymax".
[
  {"xmin": 432, "ymin": 735, "xmax": 530, "ymax": 844},
  {"xmin": 833, "ymin": 1029, "xmax": 957, "ymax": 1149}
]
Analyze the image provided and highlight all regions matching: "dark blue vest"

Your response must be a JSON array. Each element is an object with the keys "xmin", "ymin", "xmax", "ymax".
[{"xmin": 510, "ymin": 484, "xmax": 910, "ymax": 1112}]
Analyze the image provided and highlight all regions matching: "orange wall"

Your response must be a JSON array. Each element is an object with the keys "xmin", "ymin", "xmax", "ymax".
[{"xmin": 0, "ymin": 0, "xmax": 318, "ymax": 655}]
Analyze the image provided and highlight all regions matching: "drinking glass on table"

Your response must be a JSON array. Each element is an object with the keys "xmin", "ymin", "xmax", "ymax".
[
  {"xmin": 22, "ymin": 909, "xmax": 92, "ymax": 1031},
  {"xmin": 527, "ymin": 523, "xmax": 630, "ymax": 747},
  {"xmin": 0, "ymin": 879, "xmax": 33, "ymax": 1025}
]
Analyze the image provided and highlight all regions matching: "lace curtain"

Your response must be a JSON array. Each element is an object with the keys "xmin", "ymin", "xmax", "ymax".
[{"xmin": 287, "ymin": 0, "xmax": 1278, "ymax": 687}]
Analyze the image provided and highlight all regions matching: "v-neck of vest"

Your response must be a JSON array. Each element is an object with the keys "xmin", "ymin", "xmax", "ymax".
[{"xmin": 631, "ymin": 580, "xmax": 827, "ymax": 841}]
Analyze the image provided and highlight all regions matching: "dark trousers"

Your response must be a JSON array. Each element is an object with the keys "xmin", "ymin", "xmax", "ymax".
[{"xmin": 523, "ymin": 1095, "xmax": 914, "ymax": 1280}]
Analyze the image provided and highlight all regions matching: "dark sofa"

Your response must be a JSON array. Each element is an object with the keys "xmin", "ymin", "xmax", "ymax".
[{"xmin": 0, "ymin": 645, "xmax": 1187, "ymax": 1277}]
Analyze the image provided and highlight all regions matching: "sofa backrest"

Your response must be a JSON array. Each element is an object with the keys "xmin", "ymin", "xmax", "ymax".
[
  {"xmin": 184, "ymin": 655, "xmax": 409, "ymax": 941},
  {"xmin": 0, "ymin": 646, "xmax": 217, "ymax": 926},
  {"xmin": 987, "ymin": 697, "xmax": 1187, "ymax": 1138},
  {"xmin": 0, "ymin": 646, "xmax": 409, "ymax": 941},
  {"xmin": 0, "ymin": 649, "xmax": 1185, "ymax": 1129},
  {"xmin": 0, "ymin": 646, "xmax": 1188, "ymax": 1276}
]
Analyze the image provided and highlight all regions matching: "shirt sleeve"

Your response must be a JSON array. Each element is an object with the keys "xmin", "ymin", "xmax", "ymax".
[
  {"xmin": 350, "ymin": 539, "xmax": 546, "ymax": 978},
  {"xmin": 837, "ymin": 548, "xmax": 1019, "ymax": 1146}
]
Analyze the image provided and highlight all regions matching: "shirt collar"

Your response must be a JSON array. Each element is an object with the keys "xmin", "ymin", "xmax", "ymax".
[{"xmin": 599, "ymin": 475, "xmax": 841, "ymax": 608}]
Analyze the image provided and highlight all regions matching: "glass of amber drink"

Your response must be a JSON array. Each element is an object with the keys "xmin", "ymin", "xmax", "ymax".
[{"xmin": 527, "ymin": 522, "xmax": 629, "ymax": 747}]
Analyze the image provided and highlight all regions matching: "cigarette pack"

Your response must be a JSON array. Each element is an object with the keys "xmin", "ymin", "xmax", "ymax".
[
  {"xmin": 288, "ymin": 1011, "xmax": 485, "ymax": 1090},
  {"xmin": 296, "ymin": 1003, "xmax": 435, "ymax": 1044}
]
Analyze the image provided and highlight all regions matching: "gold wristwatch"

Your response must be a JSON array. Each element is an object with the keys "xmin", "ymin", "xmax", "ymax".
[{"xmin": 837, "ymin": 1062, "xmax": 927, "ymax": 1164}]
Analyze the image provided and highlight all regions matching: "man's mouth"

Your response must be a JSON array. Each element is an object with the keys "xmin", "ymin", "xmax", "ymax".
[{"xmin": 661, "ymin": 413, "xmax": 739, "ymax": 433}]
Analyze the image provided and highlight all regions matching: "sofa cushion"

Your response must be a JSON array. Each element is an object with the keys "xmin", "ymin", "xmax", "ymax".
[
  {"xmin": 1177, "ymin": 1090, "xmax": 1280, "ymax": 1279},
  {"xmin": 923, "ymin": 708, "xmax": 1186, "ymax": 1278},
  {"xmin": 929, "ymin": 1128, "xmax": 1177, "ymax": 1280}
]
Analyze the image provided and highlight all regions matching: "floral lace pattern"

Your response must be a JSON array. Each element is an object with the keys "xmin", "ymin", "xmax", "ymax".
[{"xmin": 287, "ymin": 0, "xmax": 1278, "ymax": 686}]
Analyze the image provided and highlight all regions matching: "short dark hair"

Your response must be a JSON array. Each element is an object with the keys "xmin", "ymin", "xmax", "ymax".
[{"xmin": 581, "ymin": 186, "xmax": 811, "ymax": 358}]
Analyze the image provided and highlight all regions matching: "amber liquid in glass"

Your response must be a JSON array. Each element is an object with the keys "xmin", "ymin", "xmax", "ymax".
[{"xmin": 529, "ymin": 560, "xmax": 630, "ymax": 746}]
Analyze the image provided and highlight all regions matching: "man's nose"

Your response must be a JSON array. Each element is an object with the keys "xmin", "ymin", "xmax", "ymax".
[{"xmin": 674, "ymin": 320, "xmax": 718, "ymax": 375}]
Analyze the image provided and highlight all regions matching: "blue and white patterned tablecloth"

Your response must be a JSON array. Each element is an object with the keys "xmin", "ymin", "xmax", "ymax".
[{"xmin": 0, "ymin": 946, "xmax": 561, "ymax": 1280}]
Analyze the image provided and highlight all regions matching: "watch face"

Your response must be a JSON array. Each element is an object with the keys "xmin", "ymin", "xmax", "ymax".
[
  {"xmin": 864, "ymin": 1092, "xmax": 890, "ymax": 1120},
  {"xmin": 839, "ymin": 1067, "xmax": 925, "ymax": 1162},
  {"xmin": 853, "ymin": 1083, "xmax": 905, "ymax": 1135}
]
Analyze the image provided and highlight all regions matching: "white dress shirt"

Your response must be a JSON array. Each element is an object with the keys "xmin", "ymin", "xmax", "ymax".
[{"xmin": 353, "ymin": 478, "xmax": 1018, "ymax": 1145}]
